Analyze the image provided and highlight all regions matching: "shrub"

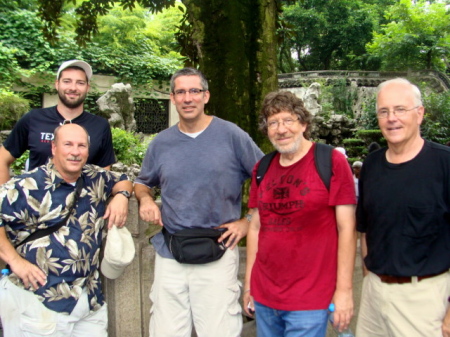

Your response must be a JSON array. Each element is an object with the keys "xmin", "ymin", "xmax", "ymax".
[
  {"xmin": 421, "ymin": 90, "xmax": 450, "ymax": 144},
  {"xmin": 11, "ymin": 150, "xmax": 29, "ymax": 175},
  {"xmin": 111, "ymin": 128, "xmax": 154, "ymax": 165},
  {"xmin": 356, "ymin": 129, "xmax": 384, "ymax": 146},
  {"xmin": 0, "ymin": 90, "xmax": 29, "ymax": 130}
]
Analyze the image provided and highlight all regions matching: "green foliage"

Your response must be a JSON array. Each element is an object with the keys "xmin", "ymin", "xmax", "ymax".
[
  {"xmin": 11, "ymin": 150, "xmax": 29, "ymax": 174},
  {"xmin": 317, "ymin": 79, "xmax": 357, "ymax": 117},
  {"xmin": 366, "ymin": 0, "xmax": 450, "ymax": 71},
  {"xmin": 0, "ymin": 3, "xmax": 183, "ymax": 95},
  {"xmin": 279, "ymin": 0, "xmax": 386, "ymax": 71},
  {"xmin": 37, "ymin": 0, "xmax": 178, "ymax": 45},
  {"xmin": 343, "ymin": 138, "xmax": 365, "ymax": 146},
  {"xmin": 357, "ymin": 97, "xmax": 379, "ymax": 130},
  {"xmin": 0, "ymin": 90, "xmax": 30, "ymax": 130},
  {"xmin": 421, "ymin": 90, "xmax": 450, "ymax": 144},
  {"xmin": 356, "ymin": 129, "xmax": 385, "ymax": 146},
  {"xmin": 0, "ymin": 9, "xmax": 55, "ymax": 71},
  {"xmin": 111, "ymin": 128, "xmax": 153, "ymax": 165}
]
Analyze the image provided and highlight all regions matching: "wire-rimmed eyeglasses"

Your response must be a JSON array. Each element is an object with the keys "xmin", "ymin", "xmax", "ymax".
[
  {"xmin": 267, "ymin": 117, "xmax": 299, "ymax": 130},
  {"xmin": 376, "ymin": 106, "xmax": 419, "ymax": 119},
  {"xmin": 59, "ymin": 119, "xmax": 73, "ymax": 125}
]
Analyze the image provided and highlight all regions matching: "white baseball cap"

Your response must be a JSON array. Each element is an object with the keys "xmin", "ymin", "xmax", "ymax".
[
  {"xmin": 101, "ymin": 226, "xmax": 135, "ymax": 279},
  {"xmin": 56, "ymin": 60, "xmax": 93, "ymax": 81}
]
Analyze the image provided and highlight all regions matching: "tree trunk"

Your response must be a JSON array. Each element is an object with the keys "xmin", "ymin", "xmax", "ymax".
[{"xmin": 181, "ymin": 0, "xmax": 280, "ymax": 144}]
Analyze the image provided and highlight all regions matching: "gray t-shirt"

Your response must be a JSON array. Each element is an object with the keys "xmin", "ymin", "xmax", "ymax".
[{"xmin": 135, "ymin": 117, "xmax": 263, "ymax": 258}]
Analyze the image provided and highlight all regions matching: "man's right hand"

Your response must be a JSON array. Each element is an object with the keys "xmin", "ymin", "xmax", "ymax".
[
  {"xmin": 9, "ymin": 255, "xmax": 47, "ymax": 290},
  {"xmin": 138, "ymin": 197, "xmax": 163, "ymax": 226}
]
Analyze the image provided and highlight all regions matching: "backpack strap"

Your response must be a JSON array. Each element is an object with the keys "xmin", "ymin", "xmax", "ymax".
[
  {"xmin": 256, "ymin": 151, "xmax": 277, "ymax": 186},
  {"xmin": 314, "ymin": 143, "xmax": 334, "ymax": 191},
  {"xmin": 256, "ymin": 143, "xmax": 334, "ymax": 191}
]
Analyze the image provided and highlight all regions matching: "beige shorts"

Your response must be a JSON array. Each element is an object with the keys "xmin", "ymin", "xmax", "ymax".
[
  {"xmin": 356, "ymin": 270, "xmax": 450, "ymax": 337},
  {"xmin": 149, "ymin": 248, "xmax": 242, "ymax": 337}
]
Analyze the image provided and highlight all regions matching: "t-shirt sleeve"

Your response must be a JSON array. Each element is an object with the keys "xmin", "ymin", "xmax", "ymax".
[
  {"xmin": 3, "ymin": 112, "xmax": 31, "ymax": 159},
  {"xmin": 135, "ymin": 141, "xmax": 160, "ymax": 188}
]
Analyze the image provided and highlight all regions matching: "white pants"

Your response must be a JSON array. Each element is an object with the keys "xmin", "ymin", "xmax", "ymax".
[
  {"xmin": 149, "ymin": 248, "xmax": 243, "ymax": 337},
  {"xmin": 0, "ymin": 277, "xmax": 108, "ymax": 337},
  {"xmin": 356, "ymin": 271, "xmax": 450, "ymax": 337}
]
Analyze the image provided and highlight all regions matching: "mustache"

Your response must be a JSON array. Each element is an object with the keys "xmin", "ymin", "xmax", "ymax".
[{"xmin": 68, "ymin": 156, "xmax": 82, "ymax": 161}]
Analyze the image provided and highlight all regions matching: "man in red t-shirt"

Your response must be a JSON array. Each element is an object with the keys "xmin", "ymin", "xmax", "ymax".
[{"xmin": 243, "ymin": 91, "xmax": 356, "ymax": 337}]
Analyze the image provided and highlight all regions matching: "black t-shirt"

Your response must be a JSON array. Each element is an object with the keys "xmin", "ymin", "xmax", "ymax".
[
  {"xmin": 357, "ymin": 141, "xmax": 450, "ymax": 276},
  {"xmin": 3, "ymin": 106, "xmax": 116, "ymax": 170}
]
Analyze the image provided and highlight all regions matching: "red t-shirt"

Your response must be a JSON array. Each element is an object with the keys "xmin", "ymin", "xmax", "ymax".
[{"xmin": 248, "ymin": 143, "xmax": 355, "ymax": 311}]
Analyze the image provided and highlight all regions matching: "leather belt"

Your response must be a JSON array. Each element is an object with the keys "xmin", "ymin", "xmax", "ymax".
[{"xmin": 376, "ymin": 271, "xmax": 446, "ymax": 284}]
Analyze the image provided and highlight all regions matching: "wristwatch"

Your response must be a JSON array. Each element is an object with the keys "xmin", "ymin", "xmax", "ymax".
[{"xmin": 115, "ymin": 190, "xmax": 131, "ymax": 199}]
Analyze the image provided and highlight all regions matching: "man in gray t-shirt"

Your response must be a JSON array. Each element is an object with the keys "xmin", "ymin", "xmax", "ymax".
[{"xmin": 134, "ymin": 68, "xmax": 263, "ymax": 337}]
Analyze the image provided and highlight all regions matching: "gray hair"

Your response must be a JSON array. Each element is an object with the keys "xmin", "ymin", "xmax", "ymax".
[
  {"xmin": 170, "ymin": 68, "xmax": 209, "ymax": 93},
  {"xmin": 376, "ymin": 78, "xmax": 423, "ymax": 109}
]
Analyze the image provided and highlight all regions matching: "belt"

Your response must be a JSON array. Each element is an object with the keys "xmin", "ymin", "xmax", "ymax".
[{"xmin": 376, "ymin": 271, "xmax": 446, "ymax": 284}]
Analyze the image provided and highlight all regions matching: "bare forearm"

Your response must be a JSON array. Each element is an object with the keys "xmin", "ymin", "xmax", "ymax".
[
  {"xmin": 336, "ymin": 225, "xmax": 357, "ymax": 291},
  {"xmin": 134, "ymin": 183, "xmax": 155, "ymax": 203},
  {"xmin": 0, "ymin": 147, "xmax": 16, "ymax": 185},
  {"xmin": 244, "ymin": 210, "xmax": 260, "ymax": 291},
  {"xmin": 0, "ymin": 227, "xmax": 20, "ymax": 266}
]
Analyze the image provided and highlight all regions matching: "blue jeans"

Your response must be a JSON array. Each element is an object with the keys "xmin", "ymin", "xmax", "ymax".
[{"xmin": 254, "ymin": 301, "xmax": 328, "ymax": 337}]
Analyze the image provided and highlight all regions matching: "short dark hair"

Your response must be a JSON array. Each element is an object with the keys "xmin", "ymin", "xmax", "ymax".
[
  {"xmin": 259, "ymin": 91, "xmax": 312, "ymax": 138},
  {"xmin": 170, "ymin": 68, "xmax": 209, "ymax": 93}
]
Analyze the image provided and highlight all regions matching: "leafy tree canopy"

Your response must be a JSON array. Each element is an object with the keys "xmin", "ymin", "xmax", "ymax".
[
  {"xmin": 278, "ymin": 0, "xmax": 395, "ymax": 72},
  {"xmin": 366, "ymin": 0, "xmax": 450, "ymax": 71},
  {"xmin": 36, "ymin": 0, "xmax": 178, "ymax": 45},
  {"xmin": 0, "ymin": 1, "xmax": 184, "ymax": 88}
]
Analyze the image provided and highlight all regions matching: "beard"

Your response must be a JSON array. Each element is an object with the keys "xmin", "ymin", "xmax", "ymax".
[
  {"xmin": 58, "ymin": 90, "xmax": 87, "ymax": 109},
  {"xmin": 270, "ymin": 134, "xmax": 302, "ymax": 155}
]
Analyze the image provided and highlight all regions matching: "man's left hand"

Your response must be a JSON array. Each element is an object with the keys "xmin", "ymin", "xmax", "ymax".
[
  {"xmin": 103, "ymin": 194, "xmax": 129, "ymax": 229},
  {"xmin": 216, "ymin": 218, "xmax": 249, "ymax": 249},
  {"xmin": 331, "ymin": 288, "xmax": 354, "ymax": 332}
]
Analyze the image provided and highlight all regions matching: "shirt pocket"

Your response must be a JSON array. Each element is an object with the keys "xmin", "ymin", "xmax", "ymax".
[{"xmin": 403, "ymin": 205, "xmax": 439, "ymax": 238}]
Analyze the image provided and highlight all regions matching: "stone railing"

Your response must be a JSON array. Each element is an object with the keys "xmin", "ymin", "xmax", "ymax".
[{"xmin": 278, "ymin": 70, "xmax": 450, "ymax": 92}]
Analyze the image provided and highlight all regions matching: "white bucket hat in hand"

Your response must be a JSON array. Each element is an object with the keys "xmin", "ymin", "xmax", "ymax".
[{"xmin": 101, "ymin": 226, "xmax": 135, "ymax": 279}]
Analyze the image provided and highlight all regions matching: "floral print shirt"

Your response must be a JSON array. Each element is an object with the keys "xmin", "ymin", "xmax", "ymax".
[{"xmin": 0, "ymin": 160, "xmax": 129, "ymax": 314}]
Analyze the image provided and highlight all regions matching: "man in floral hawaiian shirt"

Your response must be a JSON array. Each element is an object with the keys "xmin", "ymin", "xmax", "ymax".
[{"xmin": 0, "ymin": 123, "xmax": 132, "ymax": 337}]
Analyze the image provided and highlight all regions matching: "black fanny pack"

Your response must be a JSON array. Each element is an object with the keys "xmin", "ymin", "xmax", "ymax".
[{"xmin": 162, "ymin": 227, "xmax": 227, "ymax": 264}]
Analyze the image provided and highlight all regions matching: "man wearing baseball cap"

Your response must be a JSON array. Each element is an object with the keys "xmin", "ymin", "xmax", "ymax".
[{"xmin": 0, "ymin": 60, "xmax": 116, "ymax": 184}]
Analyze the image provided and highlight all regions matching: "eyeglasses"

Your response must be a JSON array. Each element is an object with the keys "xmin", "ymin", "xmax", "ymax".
[
  {"xmin": 60, "ymin": 120, "xmax": 73, "ymax": 125},
  {"xmin": 267, "ymin": 117, "xmax": 299, "ymax": 130},
  {"xmin": 376, "ymin": 106, "xmax": 419, "ymax": 119},
  {"xmin": 173, "ymin": 88, "xmax": 206, "ymax": 97}
]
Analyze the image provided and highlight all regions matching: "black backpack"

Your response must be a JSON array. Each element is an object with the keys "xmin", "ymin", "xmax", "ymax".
[{"xmin": 256, "ymin": 143, "xmax": 334, "ymax": 190}]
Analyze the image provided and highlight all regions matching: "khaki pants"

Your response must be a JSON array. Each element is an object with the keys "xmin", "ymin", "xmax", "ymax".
[
  {"xmin": 357, "ymin": 271, "xmax": 450, "ymax": 337},
  {"xmin": 0, "ymin": 277, "xmax": 107, "ymax": 337},
  {"xmin": 149, "ymin": 248, "xmax": 242, "ymax": 337}
]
